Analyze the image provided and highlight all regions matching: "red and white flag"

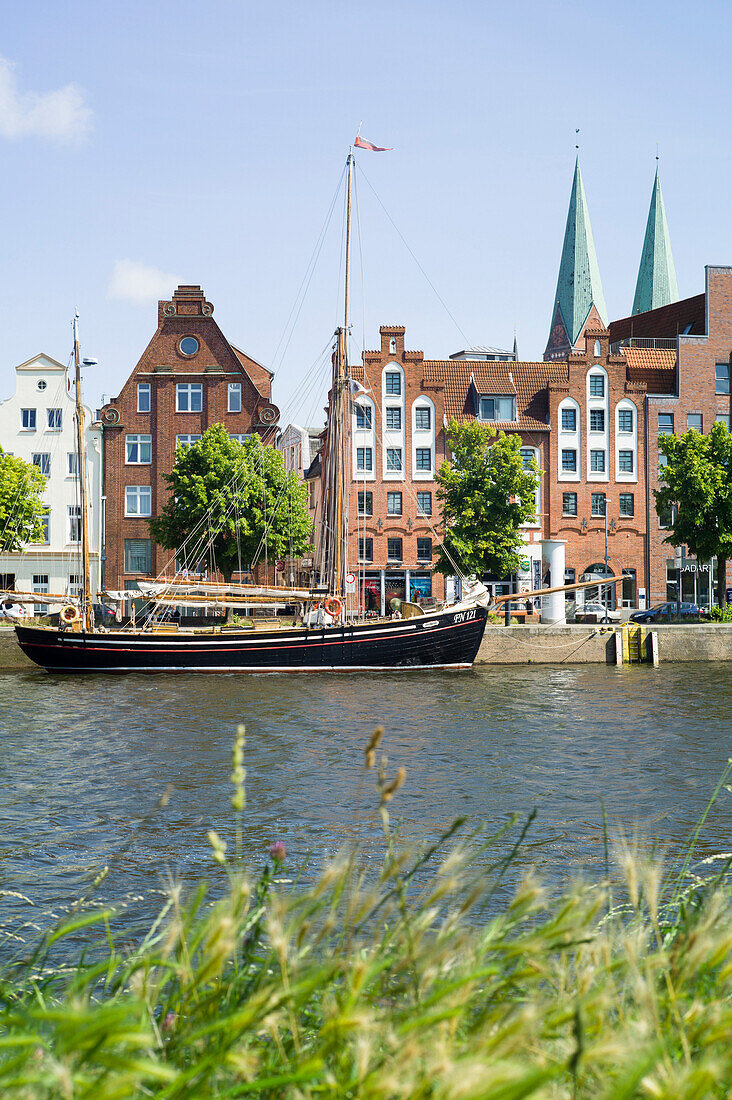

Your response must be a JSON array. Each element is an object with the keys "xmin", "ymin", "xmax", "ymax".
[{"xmin": 354, "ymin": 134, "xmax": 393, "ymax": 152}]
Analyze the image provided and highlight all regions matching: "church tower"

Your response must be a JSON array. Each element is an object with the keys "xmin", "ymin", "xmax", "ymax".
[
  {"xmin": 632, "ymin": 166, "xmax": 679, "ymax": 315},
  {"xmin": 544, "ymin": 158, "xmax": 608, "ymax": 361}
]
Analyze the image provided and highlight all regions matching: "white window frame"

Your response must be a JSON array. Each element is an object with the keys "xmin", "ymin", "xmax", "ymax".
[
  {"xmin": 176, "ymin": 382, "xmax": 203, "ymax": 412},
  {"xmin": 126, "ymin": 434, "xmax": 152, "ymax": 464},
  {"xmin": 353, "ymin": 395, "xmax": 375, "ymax": 481},
  {"xmin": 412, "ymin": 395, "xmax": 435, "ymax": 481},
  {"xmin": 67, "ymin": 452, "xmax": 80, "ymax": 477},
  {"xmin": 558, "ymin": 397, "xmax": 580, "ymax": 482},
  {"xmin": 615, "ymin": 399, "xmax": 638, "ymax": 483},
  {"xmin": 47, "ymin": 408, "xmax": 62, "ymax": 431},
  {"xmin": 228, "ymin": 382, "xmax": 242, "ymax": 413},
  {"xmin": 176, "ymin": 434, "xmax": 202, "ymax": 450},
  {"xmin": 68, "ymin": 505, "xmax": 82, "ymax": 544},
  {"xmin": 137, "ymin": 382, "xmax": 151, "ymax": 413},
  {"xmin": 21, "ymin": 408, "xmax": 36, "ymax": 431},
  {"xmin": 383, "ymin": 364, "xmax": 405, "ymax": 481},
  {"xmin": 478, "ymin": 395, "xmax": 516, "ymax": 422},
  {"xmin": 587, "ymin": 367, "xmax": 609, "ymax": 483},
  {"xmin": 356, "ymin": 447, "xmax": 373, "ymax": 472},
  {"xmin": 32, "ymin": 453, "xmax": 51, "ymax": 478},
  {"xmin": 125, "ymin": 485, "xmax": 152, "ymax": 517}
]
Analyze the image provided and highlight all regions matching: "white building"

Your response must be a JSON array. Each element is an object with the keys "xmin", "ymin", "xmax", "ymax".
[{"xmin": 0, "ymin": 353, "xmax": 102, "ymax": 611}]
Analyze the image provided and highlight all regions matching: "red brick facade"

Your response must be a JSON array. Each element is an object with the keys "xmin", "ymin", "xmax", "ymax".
[
  {"xmin": 100, "ymin": 285, "xmax": 279, "ymax": 591},
  {"xmin": 348, "ymin": 326, "xmax": 448, "ymax": 612},
  {"xmin": 346, "ymin": 270, "xmax": 732, "ymax": 612}
]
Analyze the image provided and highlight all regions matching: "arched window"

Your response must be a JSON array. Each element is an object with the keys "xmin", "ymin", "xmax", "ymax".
[
  {"xmin": 558, "ymin": 397, "xmax": 580, "ymax": 481},
  {"xmin": 412, "ymin": 396, "xmax": 436, "ymax": 481},
  {"xmin": 615, "ymin": 398, "xmax": 638, "ymax": 482},
  {"xmin": 389, "ymin": 336, "xmax": 397, "ymax": 354},
  {"xmin": 593, "ymin": 339, "xmax": 601, "ymax": 358}
]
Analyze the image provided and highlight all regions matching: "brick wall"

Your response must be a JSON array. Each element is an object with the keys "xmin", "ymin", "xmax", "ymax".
[{"xmin": 100, "ymin": 286, "xmax": 279, "ymax": 591}]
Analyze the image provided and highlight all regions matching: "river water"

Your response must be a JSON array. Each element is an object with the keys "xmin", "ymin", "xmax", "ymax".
[{"xmin": 1, "ymin": 663, "xmax": 731, "ymax": 939}]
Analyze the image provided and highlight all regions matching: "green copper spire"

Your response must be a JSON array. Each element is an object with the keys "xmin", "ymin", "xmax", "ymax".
[
  {"xmin": 632, "ymin": 166, "xmax": 679, "ymax": 315},
  {"xmin": 553, "ymin": 158, "xmax": 607, "ymax": 344}
]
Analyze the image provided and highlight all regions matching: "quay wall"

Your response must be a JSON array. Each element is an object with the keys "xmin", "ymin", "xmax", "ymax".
[
  {"xmin": 475, "ymin": 624, "xmax": 732, "ymax": 664},
  {"xmin": 0, "ymin": 629, "xmax": 33, "ymax": 670}
]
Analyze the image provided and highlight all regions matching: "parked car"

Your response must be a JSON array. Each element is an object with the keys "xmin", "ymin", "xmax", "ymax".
[
  {"xmin": 630, "ymin": 601, "xmax": 701, "ymax": 623},
  {"xmin": 574, "ymin": 601, "xmax": 622, "ymax": 623}
]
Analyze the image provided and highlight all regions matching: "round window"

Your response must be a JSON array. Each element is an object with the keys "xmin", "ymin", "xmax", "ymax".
[
  {"xmin": 37, "ymin": 380, "xmax": 47, "ymax": 391},
  {"xmin": 179, "ymin": 336, "xmax": 199, "ymax": 357}
]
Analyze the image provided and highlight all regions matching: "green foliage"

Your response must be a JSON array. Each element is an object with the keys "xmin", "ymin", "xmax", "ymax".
[
  {"xmin": 3, "ymin": 737, "xmax": 732, "ymax": 1097},
  {"xmin": 709, "ymin": 603, "xmax": 732, "ymax": 622},
  {"xmin": 149, "ymin": 425, "xmax": 312, "ymax": 581},
  {"xmin": 435, "ymin": 419, "xmax": 541, "ymax": 578},
  {"xmin": 655, "ymin": 421, "xmax": 732, "ymax": 602},
  {"xmin": 0, "ymin": 448, "xmax": 46, "ymax": 551}
]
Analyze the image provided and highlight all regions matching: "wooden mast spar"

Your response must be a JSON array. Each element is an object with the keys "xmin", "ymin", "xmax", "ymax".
[
  {"xmin": 325, "ymin": 148, "xmax": 354, "ymax": 602},
  {"xmin": 72, "ymin": 312, "xmax": 94, "ymax": 633}
]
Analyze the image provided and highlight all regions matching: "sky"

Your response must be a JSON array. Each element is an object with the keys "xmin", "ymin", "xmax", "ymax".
[{"xmin": 0, "ymin": 0, "xmax": 729, "ymax": 425}]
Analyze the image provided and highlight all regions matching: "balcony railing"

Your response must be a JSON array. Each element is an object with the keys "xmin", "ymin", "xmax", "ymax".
[{"xmin": 610, "ymin": 337, "xmax": 677, "ymax": 353}]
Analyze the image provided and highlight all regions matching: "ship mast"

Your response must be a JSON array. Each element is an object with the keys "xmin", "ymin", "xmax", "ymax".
[
  {"xmin": 325, "ymin": 148, "xmax": 354, "ymax": 598},
  {"xmin": 72, "ymin": 312, "xmax": 94, "ymax": 632}
]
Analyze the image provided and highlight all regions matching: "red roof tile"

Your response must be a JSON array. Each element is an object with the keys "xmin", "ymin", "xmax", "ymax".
[
  {"xmin": 422, "ymin": 360, "xmax": 568, "ymax": 431},
  {"xmin": 622, "ymin": 347, "xmax": 677, "ymax": 394}
]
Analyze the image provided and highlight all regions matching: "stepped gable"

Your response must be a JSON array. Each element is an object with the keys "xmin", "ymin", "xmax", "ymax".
[
  {"xmin": 545, "ymin": 158, "xmax": 608, "ymax": 361},
  {"xmin": 632, "ymin": 167, "xmax": 679, "ymax": 315},
  {"xmin": 622, "ymin": 347, "xmax": 677, "ymax": 394},
  {"xmin": 609, "ymin": 293, "xmax": 706, "ymax": 344},
  {"xmin": 421, "ymin": 359, "xmax": 567, "ymax": 431}
]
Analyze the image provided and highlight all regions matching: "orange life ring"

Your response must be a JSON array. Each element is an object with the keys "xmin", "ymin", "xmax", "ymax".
[
  {"xmin": 60, "ymin": 605, "xmax": 80, "ymax": 625},
  {"xmin": 324, "ymin": 595, "xmax": 343, "ymax": 618}
]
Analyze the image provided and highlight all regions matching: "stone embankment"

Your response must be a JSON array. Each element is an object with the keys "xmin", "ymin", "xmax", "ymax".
[
  {"xmin": 0, "ymin": 628, "xmax": 33, "ymax": 669},
  {"xmin": 476, "ymin": 623, "xmax": 732, "ymax": 664}
]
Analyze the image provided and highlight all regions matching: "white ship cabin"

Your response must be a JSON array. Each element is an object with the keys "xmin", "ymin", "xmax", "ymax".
[{"xmin": 0, "ymin": 354, "xmax": 102, "ymax": 611}]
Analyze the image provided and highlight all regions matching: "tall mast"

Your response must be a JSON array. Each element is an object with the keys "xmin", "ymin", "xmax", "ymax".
[
  {"xmin": 333, "ymin": 150, "xmax": 353, "ymax": 597},
  {"xmin": 73, "ymin": 313, "xmax": 94, "ymax": 632},
  {"xmin": 324, "ymin": 148, "xmax": 354, "ymax": 599}
]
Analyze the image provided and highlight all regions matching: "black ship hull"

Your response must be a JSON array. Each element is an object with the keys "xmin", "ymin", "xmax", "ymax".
[{"xmin": 15, "ymin": 604, "xmax": 488, "ymax": 674}]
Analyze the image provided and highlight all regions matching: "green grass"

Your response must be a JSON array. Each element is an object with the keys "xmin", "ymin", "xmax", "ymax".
[{"xmin": 1, "ymin": 730, "xmax": 732, "ymax": 1098}]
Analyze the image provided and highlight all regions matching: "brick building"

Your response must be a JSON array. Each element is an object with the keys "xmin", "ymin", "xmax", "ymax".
[
  {"xmin": 609, "ymin": 265, "xmax": 732, "ymax": 605},
  {"xmin": 344, "ymin": 278, "xmax": 732, "ymax": 614},
  {"xmin": 100, "ymin": 285, "xmax": 279, "ymax": 591},
  {"xmin": 318, "ymin": 161, "xmax": 731, "ymax": 615}
]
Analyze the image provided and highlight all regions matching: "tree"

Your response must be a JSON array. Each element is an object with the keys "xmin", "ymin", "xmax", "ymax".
[
  {"xmin": 654, "ymin": 420, "xmax": 732, "ymax": 606},
  {"xmin": 0, "ymin": 448, "xmax": 46, "ymax": 551},
  {"xmin": 150, "ymin": 425, "xmax": 313, "ymax": 585},
  {"xmin": 434, "ymin": 419, "xmax": 541, "ymax": 579}
]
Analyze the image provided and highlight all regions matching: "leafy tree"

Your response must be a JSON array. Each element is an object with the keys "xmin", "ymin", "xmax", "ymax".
[
  {"xmin": 150, "ymin": 425, "xmax": 313, "ymax": 586},
  {"xmin": 434, "ymin": 419, "xmax": 541, "ymax": 579},
  {"xmin": 654, "ymin": 420, "xmax": 732, "ymax": 606},
  {"xmin": 0, "ymin": 448, "xmax": 46, "ymax": 551}
]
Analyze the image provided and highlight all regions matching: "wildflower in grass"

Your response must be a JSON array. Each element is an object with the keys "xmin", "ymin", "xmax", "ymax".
[{"xmin": 269, "ymin": 840, "xmax": 286, "ymax": 865}]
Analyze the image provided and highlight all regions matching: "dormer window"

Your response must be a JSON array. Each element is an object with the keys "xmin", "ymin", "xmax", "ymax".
[{"xmin": 478, "ymin": 395, "xmax": 515, "ymax": 422}]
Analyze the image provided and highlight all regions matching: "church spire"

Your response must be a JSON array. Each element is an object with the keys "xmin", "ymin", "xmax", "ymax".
[
  {"xmin": 544, "ymin": 157, "xmax": 608, "ymax": 361},
  {"xmin": 632, "ymin": 165, "xmax": 679, "ymax": 315}
]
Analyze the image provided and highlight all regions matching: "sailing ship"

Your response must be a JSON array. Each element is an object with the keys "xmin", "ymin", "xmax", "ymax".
[{"xmin": 13, "ymin": 147, "xmax": 490, "ymax": 673}]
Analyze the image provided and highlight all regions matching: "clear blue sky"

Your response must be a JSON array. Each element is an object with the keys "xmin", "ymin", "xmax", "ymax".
[{"xmin": 0, "ymin": 0, "xmax": 727, "ymax": 422}]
